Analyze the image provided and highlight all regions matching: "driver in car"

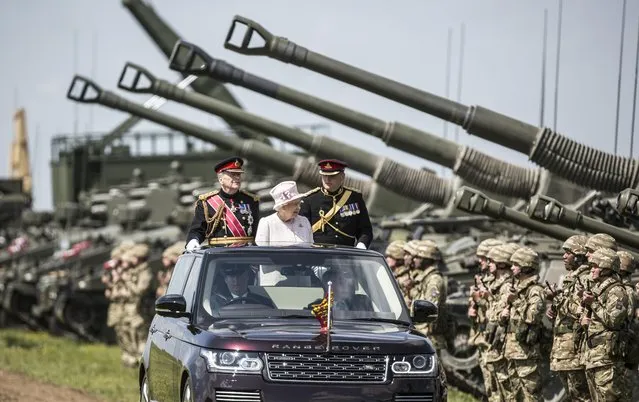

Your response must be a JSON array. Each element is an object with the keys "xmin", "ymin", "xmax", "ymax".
[
  {"xmin": 214, "ymin": 265, "xmax": 275, "ymax": 308},
  {"xmin": 310, "ymin": 268, "xmax": 374, "ymax": 312}
]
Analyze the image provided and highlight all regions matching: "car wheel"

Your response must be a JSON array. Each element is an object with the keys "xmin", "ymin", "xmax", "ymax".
[
  {"xmin": 140, "ymin": 372, "xmax": 149, "ymax": 402},
  {"xmin": 182, "ymin": 379, "xmax": 193, "ymax": 402}
]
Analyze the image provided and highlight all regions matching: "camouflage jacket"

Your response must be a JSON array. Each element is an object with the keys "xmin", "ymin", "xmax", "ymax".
[
  {"xmin": 503, "ymin": 275, "xmax": 545, "ymax": 360},
  {"xmin": 483, "ymin": 271, "xmax": 513, "ymax": 363},
  {"xmin": 468, "ymin": 272, "xmax": 494, "ymax": 346},
  {"xmin": 549, "ymin": 264, "xmax": 589, "ymax": 371},
  {"xmin": 393, "ymin": 265, "xmax": 414, "ymax": 307},
  {"xmin": 621, "ymin": 276, "xmax": 638, "ymax": 322},
  {"xmin": 582, "ymin": 276, "xmax": 629, "ymax": 369},
  {"xmin": 414, "ymin": 266, "xmax": 447, "ymax": 339},
  {"xmin": 123, "ymin": 262, "xmax": 153, "ymax": 300}
]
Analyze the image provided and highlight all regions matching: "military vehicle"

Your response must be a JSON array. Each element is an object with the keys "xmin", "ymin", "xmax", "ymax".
[
  {"xmin": 527, "ymin": 194, "xmax": 639, "ymax": 251},
  {"xmin": 168, "ymin": 40, "xmax": 551, "ymax": 202},
  {"xmin": 66, "ymin": 75, "xmax": 422, "ymax": 217},
  {"xmin": 117, "ymin": 61, "xmax": 454, "ymax": 207},
  {"xmin": 222, "ymin": 16, "xmax": 631, "ymax": 196}
]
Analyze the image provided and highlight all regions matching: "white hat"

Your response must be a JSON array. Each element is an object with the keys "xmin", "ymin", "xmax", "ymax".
[{"xmin": 270, "ymin": 181, "xmax": 305, "ymax": 210}]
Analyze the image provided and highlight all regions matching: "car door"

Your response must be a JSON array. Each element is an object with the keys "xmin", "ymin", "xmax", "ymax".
[
  {"xmin": 167, "ymin": 256, "xmax": 202, "ymax": 401},
  {"xmin": 148, "ymin": 255, "xmax": 194, "ymax": 402}
]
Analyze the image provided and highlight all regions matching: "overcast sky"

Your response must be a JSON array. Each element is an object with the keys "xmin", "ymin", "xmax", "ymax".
[{"xmin": 1, "ymin": 0, "xmax": 638, "ymax": 210}]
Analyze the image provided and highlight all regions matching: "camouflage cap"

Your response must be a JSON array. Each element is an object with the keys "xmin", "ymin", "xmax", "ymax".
[
  {"xmin": 617, "ymin": 250, "xmax": 635, "ymax": 273},
  {"xmin": 476, "ymin": 238, "xmax": 504, "ymax": 257},
  {"xmin": 487, "ymin": 243, "xmax": 520, "ymax": 264},
  {"xmin": 585, "ymin": 233, "xmax": 618, "ymax": 253},
  {"xmin": 589, "ymin": 247, "xmax": 620, "ymax": 272},
  {"xmin": 123, "ymin": 243, "xmax": 150, "ymax": 263},
  {"xmin": 385, "ymin": 240, "xmax": 406, "ymax": 259},
  {"xmin": 402, "ymin": 240, "xmax": 421, "ymax": 256},
  {"xmin": 510, "ymin": 247, "xmax": 540, "ymax": 271},
  {"xmin": 562, "ymin": 235, "xmax": 588, "ymax": 255},
  {"xmin": 416, "ymin": 242, "xmax": 442, "ymax": 261}
]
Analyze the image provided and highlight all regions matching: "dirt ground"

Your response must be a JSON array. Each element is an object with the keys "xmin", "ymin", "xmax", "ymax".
[{"xmin": 0, "ymin": 370, "xmax": 103, "ymax": 402}]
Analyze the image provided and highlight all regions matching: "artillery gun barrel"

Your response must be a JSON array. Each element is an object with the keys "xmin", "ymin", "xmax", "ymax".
[
  {"xmin": 120, "ymin": 0, "xmax": 271, "ymax": 145},
  {"xmin": 170, "ymin": 40, "xmax": 541, "ymax": 199},
  {"xmin": 453, "ymin": 186, "xmax": 579, "ymax": 242},
  {"xmin": 117, "ymin": 62, "xmax": 453, "ymax": 206},
  {"xmin": 379, "ymin": 215, "xmax": 492, "ymax": 229},
  {"xmin": 65, "ymin": 75, "xmax": 418, "ymax": 216},
  {"xmin": 527, "ymin": 194, "xmax": 639, "ymax": 251},
  {"xmin": 224, "ymin": 16, "xmax": 639, "ymax": 193}
]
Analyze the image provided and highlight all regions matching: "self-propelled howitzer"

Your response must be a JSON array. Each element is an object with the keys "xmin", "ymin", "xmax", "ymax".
[
  {"xmin": 120, "ymin": 0, "xmax": 271, "ymax": 145},
  {"xmin": 453, "ymin": 186, "xmax": 580, "ymax": 242},
  {"xmin": 223, "ymin": 16, "xmax": 638, "ymax": 194},
  {"xmin": 117, "ymin": 62, "xmax": 453, "ymax": 207},
  {"xmin": 527, "ymin": 194, "xmax": 639, "ymax": 251},
  {"xmin": 65, "ymin": 76, "xmax": 419, "ymax": 216},
  {"xmin": 168, "ymin": 40, "xmax": 541, "ymax": 200}
]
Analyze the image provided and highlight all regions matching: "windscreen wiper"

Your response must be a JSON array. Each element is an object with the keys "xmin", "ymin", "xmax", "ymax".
[{"xmin": 346, "ymin": 317, "xmax": 411, "ymax": 326}]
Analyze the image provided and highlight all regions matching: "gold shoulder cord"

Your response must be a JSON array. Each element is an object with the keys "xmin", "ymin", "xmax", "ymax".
[
  {"xmin": 203, "ymin": 199, "xmax": 225, "ymax": 238},
  {"xmin": 312, "ymin": 190, "xmax": 354, "ymax": 239}
]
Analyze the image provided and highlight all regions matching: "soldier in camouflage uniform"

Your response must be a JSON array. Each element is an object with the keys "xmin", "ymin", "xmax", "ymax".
[
  {"xmin": 385, "ymin": 240, "xmax": 414, "ymax": 307},
  {"xmin": 402, "ymin": 239, "xmax": 428, "ymax": 303},
  {"xmin": 412, "ymin": 241, "xmax": 447, "ymax": 402},
  {"xmin": 104, "ymin": 241, "xmax": 136, "ymax": 366},
  {"xmin": 581, "ymin": 247, "xmax": 629, "ymax": 401},
  {"xmin": 468, "ymin": 238, "xmax": 503, "ymax": 400},
  {"xmin": 500, "ymin": 247, "xmax": 545, "ymax": 402},
  {"xmin": 546, "ymin": 235, "xmax": 591, "ymax": 402},
  {"xmin": 121, "ymin": 243, "xmax": 153, "ymax": 366},
  {"xmin": 617, "ymin": 250, "xmax": 639, "ymax": 400},
  {"xmin": 482, "ymin": 242, "xmax": 520, "ymax": 402},
  {"xmin": 157, "ymin": 241, "xmax": 184, "ymax": 298}
]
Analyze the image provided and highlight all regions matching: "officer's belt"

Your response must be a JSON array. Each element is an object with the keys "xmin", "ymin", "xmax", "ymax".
[
  {"xmin": 208, "ymin": 236, "xmax": 254, "ymax": 245},
  {"xmin": 312, "ymin": 190, "xmax": 352, "ymax": 234}
]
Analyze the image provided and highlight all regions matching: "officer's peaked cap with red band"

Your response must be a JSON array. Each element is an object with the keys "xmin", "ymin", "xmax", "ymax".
[
  {"xmin": 318, "ymin": 159, "xmax": 348, "ymax": 176},
  {"xmin": 215, "ymin": 156, "xmax": 245, "ymax": 174}
]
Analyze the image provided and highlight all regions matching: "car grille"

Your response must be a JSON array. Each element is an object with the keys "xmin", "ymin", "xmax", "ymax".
[
  {"xmin": 394, "ymin": 395, "xmax": 434, "ymax": 402},
  {"xmin": 215, "ymin": 390, "xmax": 262, "ymax": 401},
  {"xmin": 265, "ymin": 353, "xmax": 388, "ymax": 383}
]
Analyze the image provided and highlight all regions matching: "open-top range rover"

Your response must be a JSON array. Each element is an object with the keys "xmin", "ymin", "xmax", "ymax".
[{"xmin": 139, "ymin": 245, "xmax": 443, "ymax": 402}]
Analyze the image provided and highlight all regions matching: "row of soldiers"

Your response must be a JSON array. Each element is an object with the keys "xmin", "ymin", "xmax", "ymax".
[
  {"xmin": 100, "ymin": 240, "xmax": 183, "ymax": 367},
  {"xmin": 386, "ymin": 233, "xmax": 639, "ymax": 401}
]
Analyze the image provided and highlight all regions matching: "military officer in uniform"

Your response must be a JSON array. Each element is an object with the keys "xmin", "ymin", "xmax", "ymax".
[
  {"xmin": 299, "ymin": 159, "xmax": 372, "ymax": 248},
  {"xmin": 186, "ymin": 156, "xmax": 260, "ymax": 249}
]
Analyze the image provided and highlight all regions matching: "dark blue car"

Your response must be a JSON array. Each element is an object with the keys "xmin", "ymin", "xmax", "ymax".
[{"xmin": 139, "ymin": 245, "xmax": 443, "ymax": 402}]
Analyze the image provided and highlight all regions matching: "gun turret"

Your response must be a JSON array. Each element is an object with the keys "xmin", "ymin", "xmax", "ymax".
[
  {"xmin": 168, "ymin": 40, "xmax": 540, "ymax": 200},
  {"xmin": 117, "ymin": 61, "xmax": 453, "ymax": 206},
  {"xmin": 119, "ymin": 0, "xmax": 271, "ymax": 145},
  {"xmin": 527, "ymin": 195, "xmax": 639, "ymax": 250},
  {"xmin": 65, "ymin": 75, "xmax": 419, "ymax": 216},
  {"xmin": 453, "ymin": 186, "xmax": 579, "ymax": 242},
  {"xmin": 224, "ymin": 16, "xmax": 637, "ymax": 194}
]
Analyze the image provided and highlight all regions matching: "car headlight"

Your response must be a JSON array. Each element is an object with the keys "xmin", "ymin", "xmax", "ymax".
[
  {"xmin": 391, "ymin": 354, "xmax": 437, "ymax": 376},
  {"xmin": 200, "ymin": 349, "xmax": 263, "ymax": 374}
]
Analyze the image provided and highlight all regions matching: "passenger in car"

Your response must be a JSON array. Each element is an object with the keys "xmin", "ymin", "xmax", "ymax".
[
  {"xmin": 213, "ymin": 265, "xmax": 275, "ymax": 308},
  {"xmin": 255, "ymin": 180, "xmax": 313, "ymax": 247}
]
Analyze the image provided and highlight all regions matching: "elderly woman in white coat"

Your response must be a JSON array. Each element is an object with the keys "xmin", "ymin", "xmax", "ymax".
[{"xmin": 255, "ymin": 181, "xmax": 313, "ymax": 247}]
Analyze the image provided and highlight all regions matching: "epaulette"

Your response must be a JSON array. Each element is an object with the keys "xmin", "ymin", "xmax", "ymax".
[
  {"xmin": 198, "ymin": 190, "xmax": 219, "ymax": 201},
  {"xmin": 343, "ymin": 186, "xmax": 362, "ymax": 193},
  {"xmin": 302, "ymin": 187, "xmax": 321, "ymax": 197},
  {"xmin": 240, "ymin": 189, "xmax": 259, "ymax": 202}
]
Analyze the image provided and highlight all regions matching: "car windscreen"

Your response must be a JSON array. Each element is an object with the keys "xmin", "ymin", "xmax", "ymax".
[{"xmin": 195, "ymin": 250, "xmax": 409, "ymax": 325}]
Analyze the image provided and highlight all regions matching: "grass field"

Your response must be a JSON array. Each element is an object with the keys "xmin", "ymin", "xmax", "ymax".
[{"xmin": 0, "ymin": 328, "xmax": 478, "ymax": 402}]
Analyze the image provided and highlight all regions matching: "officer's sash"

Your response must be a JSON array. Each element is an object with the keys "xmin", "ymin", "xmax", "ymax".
[
  {"xmin": 312, "ymin": 190, "xmax": 352, "ymax": 233},
  {"xmin": 206, "ymin": 195, "xmax": 247, "ymax": 237}
]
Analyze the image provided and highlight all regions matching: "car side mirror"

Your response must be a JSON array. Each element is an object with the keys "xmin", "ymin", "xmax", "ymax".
[
  {"xmin": 156, "ymin": 294, "xmax": 190, "ymax": 318},
  {"xmin": 411, "ymin": 300, "xmax": 438, "ymax": 324}
]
